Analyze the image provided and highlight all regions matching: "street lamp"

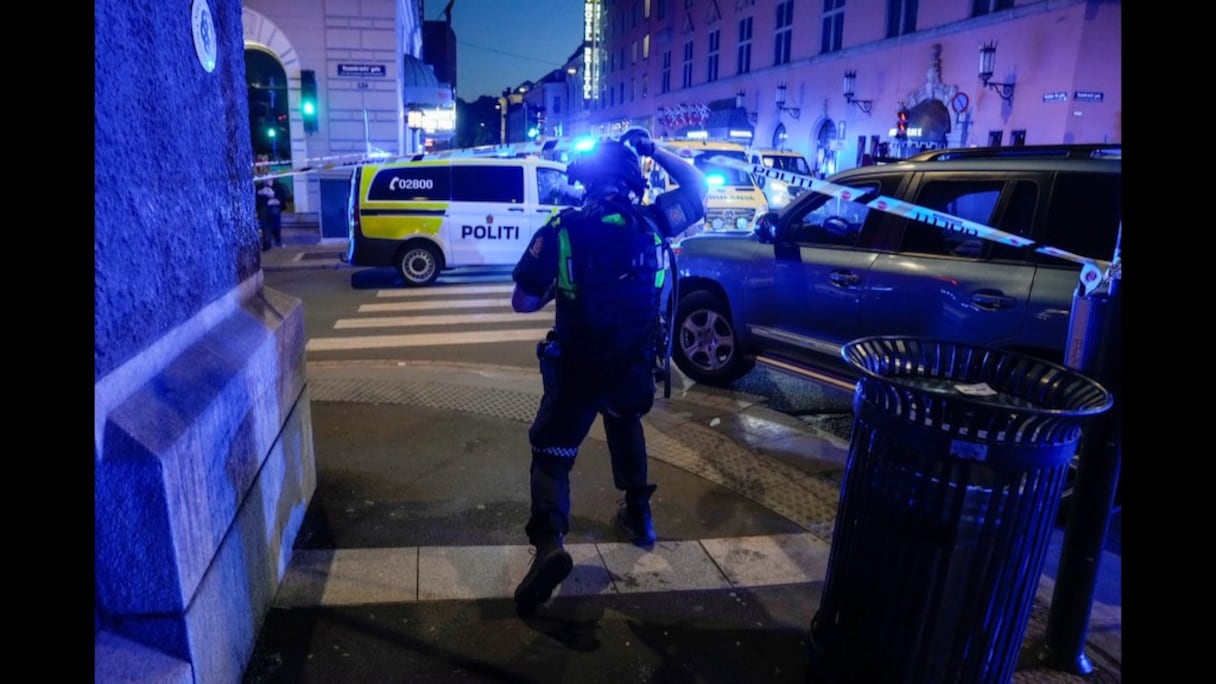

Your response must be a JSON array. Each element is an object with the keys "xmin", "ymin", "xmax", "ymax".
[
  {"xmin": 842, "ymin": 71, "xmax": 873, "ymax": 115},
  {"xmin": 978, "ymin": 41, "xmax": 1016, "ymax": 103},
  {"xmin": 775, "ymin": 83, "xmax": 801, "ymax": 120}
]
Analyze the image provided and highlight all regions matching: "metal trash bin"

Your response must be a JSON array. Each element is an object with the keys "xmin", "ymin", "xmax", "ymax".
[{"xmin": 809, "ymin": 336, "xmax": 1112, "ymax": 684}]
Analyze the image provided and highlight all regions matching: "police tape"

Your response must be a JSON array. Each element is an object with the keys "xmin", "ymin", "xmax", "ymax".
[
  {"xmin": 252, "ymin": 151, "xmax": 400, "ymax": 183},
  {"xmin": 702, "ymin": 154, "xmax": 1112, "ymax": 295}
]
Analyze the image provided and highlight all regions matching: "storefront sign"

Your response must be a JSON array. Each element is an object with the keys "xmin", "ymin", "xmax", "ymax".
[
  {"xmin": 1042, "ymin": 91, "xmax": 1068, "ymax": 103},
  {"xmin": 1073, "ymin": 91, "xmax": 1104, "ymax": 103}
]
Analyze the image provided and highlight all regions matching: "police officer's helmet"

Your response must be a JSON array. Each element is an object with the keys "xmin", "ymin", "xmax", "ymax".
[{"xmin": 567, "ymin": 139, "xmax": 646, "ymax": 200}]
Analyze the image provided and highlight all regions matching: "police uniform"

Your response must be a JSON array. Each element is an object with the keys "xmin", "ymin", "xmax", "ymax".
[
  {"xmin": 509, "ymin": 134, "xmax": 705, "ymax": 614},
  {"xmin": 511, "ymin": 191, "xmax": 666, "ymax": 551}
]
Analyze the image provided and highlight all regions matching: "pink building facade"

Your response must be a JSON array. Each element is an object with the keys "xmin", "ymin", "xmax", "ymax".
[{"xmin": 557, "ymin": 0, "xmax": 1120, "ymax": 176}]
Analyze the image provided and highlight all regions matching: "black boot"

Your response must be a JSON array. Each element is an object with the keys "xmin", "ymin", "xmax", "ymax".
[
  {"xmin": 615, "ymin": 484, "xmax": 658, "ymax": 549},
  {"xmin": 513, "ymin": 539, "xmax": 572, "ymax": 615}
]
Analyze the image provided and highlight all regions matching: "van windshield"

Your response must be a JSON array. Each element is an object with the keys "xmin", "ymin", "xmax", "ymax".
[{"xmin": 693, "ymin": 150, "xmax": 753, "ymax": 187}]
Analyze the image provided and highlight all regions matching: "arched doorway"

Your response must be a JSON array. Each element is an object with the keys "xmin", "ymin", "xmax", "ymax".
[
  {"xmin": 771, "ymin": 122, "xmax": 787, "ymax": 149},
  {"xmin": 814, "ymin": 119, "xmax": 839, "ymax": 178},
  {"xmin": 245, "ymin": 48, "xmax": 290, "ymax": 167}
]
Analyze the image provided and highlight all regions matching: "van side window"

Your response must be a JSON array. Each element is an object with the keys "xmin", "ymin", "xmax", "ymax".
[
  {"xmin": 452, "ymin": 165, "xmax": 525, "ymax": 203},
  {"xmin": 899, "ymin": 180, "xmax": 1001, "ymax": 257},
  {"xmin": 367, "ymin": 165, "xmax": 450, "ymax": 201}
]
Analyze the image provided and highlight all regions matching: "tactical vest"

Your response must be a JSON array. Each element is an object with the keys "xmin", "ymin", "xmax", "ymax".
[{"xmin": 551, "ymin": 195, "xmax": 665, "ymax": 366}]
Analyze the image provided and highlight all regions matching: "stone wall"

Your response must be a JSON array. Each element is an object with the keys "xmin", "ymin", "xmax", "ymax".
[{"xmin": 94, "ymin": 1, "xmax": 315, "ymax": 681}]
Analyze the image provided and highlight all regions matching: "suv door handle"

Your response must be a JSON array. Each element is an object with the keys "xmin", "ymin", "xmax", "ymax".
[
  {"xmin": 508, "ymin": 207, "xmax": 525, "ymax": 212},
  {"xmin": 971, "ymin": 290, "xmax": 1017, "ymax": 309},
  {"xmin": 828, "ymin": 271, "xmax": 862, "ymax": 287}
]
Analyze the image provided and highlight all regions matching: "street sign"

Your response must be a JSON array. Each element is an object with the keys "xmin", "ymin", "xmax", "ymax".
[
  {"xmin": 1043, "ymin": 92, "xmax": 1068, "ymax": 103},
  {"xmin": 1073, "ymin": 91, "xmax": 1104, "ymax": 103},
  {"xmin": 337, "ymin": 63, "xmax": 386, "ymax": 78}
]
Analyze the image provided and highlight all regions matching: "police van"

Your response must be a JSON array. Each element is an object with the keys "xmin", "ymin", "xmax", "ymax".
[
  {"xmin": 647, "ymin": 139, "xmax": 769, "ymax": 233},
  {"xmin": 746, "ymin": 147, "xmax": 813, "ymax": 211},
  {"xmin": 346, "ymin": 156, "xmax": 579, "ymax": 286}
]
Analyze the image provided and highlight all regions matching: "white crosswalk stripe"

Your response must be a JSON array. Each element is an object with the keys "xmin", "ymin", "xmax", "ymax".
[{"xmin": 307, "ymin": 286, "xmax": 554, "ymax": 352}]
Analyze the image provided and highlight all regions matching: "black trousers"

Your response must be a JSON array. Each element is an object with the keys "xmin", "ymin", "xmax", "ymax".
[{"xmin": 524, "ymin": 355, "xmax": 656, "ymax": 547}]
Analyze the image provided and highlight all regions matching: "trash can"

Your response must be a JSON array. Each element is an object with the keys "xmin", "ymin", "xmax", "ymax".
[{"xmin": 808, "ymin": 336, "xmax": 1112, "ymax": 684}]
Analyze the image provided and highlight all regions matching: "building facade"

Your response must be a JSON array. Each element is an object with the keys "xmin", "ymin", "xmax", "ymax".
[
  {"xmin": 531, "ymin": 0, "xmax": 1120, "ymax": 177},
  {"xmin": 241, "ymin": 0, "xmax": 449, "ymax": 228}
]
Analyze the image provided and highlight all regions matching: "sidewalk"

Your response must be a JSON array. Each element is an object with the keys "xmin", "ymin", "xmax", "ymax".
[{"xmin": 246, "ymin": 237, "xmax": 1123, "ymax": 683}]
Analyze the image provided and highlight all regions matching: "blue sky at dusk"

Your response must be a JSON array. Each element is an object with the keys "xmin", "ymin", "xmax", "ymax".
[{"xmin": 427, "ymin": 0, "xmax": 586, "ymax": 101}]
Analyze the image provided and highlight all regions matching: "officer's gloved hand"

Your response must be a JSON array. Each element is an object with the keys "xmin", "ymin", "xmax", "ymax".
[{"xmin": 620, "ymin": 127, "xmax": 656, "ymax": 158}]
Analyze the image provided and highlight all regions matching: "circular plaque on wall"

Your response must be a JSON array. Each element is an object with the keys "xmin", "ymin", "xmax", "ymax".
[{"xmin": 191, "ymin": 0, "xmax": 217, "ymax": 73}]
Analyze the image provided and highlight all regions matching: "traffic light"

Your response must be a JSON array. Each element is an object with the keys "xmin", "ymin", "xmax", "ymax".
[
  {"xmin": 301, "ymin": 69, "xmax": 318, "ymax": 134},
  {"xmin": 896, "ymin": 108, "xmax": 909, "ymax": 140}
]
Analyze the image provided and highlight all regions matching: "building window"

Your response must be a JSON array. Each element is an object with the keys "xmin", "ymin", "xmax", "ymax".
[
  {"xmin": 737, "ymin": 16, "xmax": 753, "ymax": 74},
  {"xmin": 885, "ymin": 0, "xmax": 917, "ymax": 39},
  {"xmin": 619, "ymin": 82, "xmax": 625, "ymax": 104},
  {"xmin": 644, "ymin": 34, "xmax": 650, "ymax": 59},
  {"xmin": 642, "ymin": 72, "xmax": 649, "ymax": 98},
  {"xmin": 707, "ymin": 29, "xmax": 720, "ymax": 82},
  {"xmin": 987, "ymin": 130, "xmax": 1003, "ymax": 146},
  {"xmin": 971, "ymin": 0, "xmax": 1013, "ymax": 17},
  {"xmin": 634, "ymin": 1, "xmax": 641, "ymax": 26},
  {"xmin": 821, "ymin": 0, "xmax": 844, "ymax": 54},
  {"xmin": 682, "ymin": 40, "xmax": 694, "ymax": 88},
  {"xmin": 632, "ymin": 40, "xmax": 639, "ymax": 64},
  {"xmin": 1010, "ymin": 130, "xmax": 1026, "ymax": 146},
  {"xmin": 657, "ymin": 0, "xmax": 667, "ymax": 20},
  {"xmin": 774, "ymin": 0, "xmax": 793, "ymax": 65},
  {"xmin": 661, "ymin": 50, "xmax": 672, "ymax": 93}
]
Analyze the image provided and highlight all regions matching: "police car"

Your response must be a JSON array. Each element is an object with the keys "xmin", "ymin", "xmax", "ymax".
[{"xmin": 346, "ymin": 156, "xmax": 580, "ymax": 286}]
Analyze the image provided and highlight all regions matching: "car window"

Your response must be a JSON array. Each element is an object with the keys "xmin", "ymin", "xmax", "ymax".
[
  {"xmin": 367, "ymin": 164, "xmax": 450, "ymax": 202},
  {"xmin": 764, "ymin": 154, "xmax": 811, "ymax": 176},
  {"xmin": 782, "ymin": 180, "xmax": 881, "ymax": 248},
  {"xmin": 452, "ymin": 165, "xmax": 525, "ymax": 203},
  {"xmin": 1036, "ymin": 171, "xmax": 1121, "ymax": 264},
  {"xmin": 537, "ymin": 166, "xmax": 574, "ymax": 206},
  {"xmin": 898, "ymin": 179, "xmax": 1002, "ymax": 257}
]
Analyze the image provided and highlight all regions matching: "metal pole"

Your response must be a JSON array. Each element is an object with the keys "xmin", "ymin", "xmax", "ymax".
[{"xmin": 1033, "ymin": 226, "xmax": 1122, "ymax": 674}]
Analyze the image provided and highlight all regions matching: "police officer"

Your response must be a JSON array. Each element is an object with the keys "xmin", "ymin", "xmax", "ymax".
[{"xmin": 510, "ymin": 129, "xmax": 708, "ymax": 614}]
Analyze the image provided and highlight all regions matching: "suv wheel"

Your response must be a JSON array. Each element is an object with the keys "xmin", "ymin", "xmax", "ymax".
[
  {"xmin": 396, "ymin": 242, "xmax": 442, "ymax": 287},
  {"xmin": 672, "ymin": 291, "xmax": 753, "ymax": 386}
]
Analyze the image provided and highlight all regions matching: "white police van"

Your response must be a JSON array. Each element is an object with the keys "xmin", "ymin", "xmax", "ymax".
[{"xmin": 346, "ymin": 156, "xmax": 579, "ymax": 286}]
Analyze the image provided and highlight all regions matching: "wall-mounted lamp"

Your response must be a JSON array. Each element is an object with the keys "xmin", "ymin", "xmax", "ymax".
[
  {"xmin": 775, "ymin": 83, "xmax": 801, "ymax": 119},
  {"xmin": 978, "ymin": 41, "xmax": 1015, "ymax": 103},
  {"xmin": 842, "ymin": 71, "xmax": 873, "ymax": 115}
]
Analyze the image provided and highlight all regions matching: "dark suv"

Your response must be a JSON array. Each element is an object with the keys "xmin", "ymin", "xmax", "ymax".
[{"xmin": 668, "ymin": 144, "xmax": 1121, "ymax": 390}]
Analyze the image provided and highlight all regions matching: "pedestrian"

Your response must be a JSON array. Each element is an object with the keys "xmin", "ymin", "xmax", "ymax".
[
  {"xmin": 256, "ymin": 176, "xmax": 289, "ymax": 249},
  {"xmin": 509, "ymin": 129, "xmax": 708, "ymax": 614}
]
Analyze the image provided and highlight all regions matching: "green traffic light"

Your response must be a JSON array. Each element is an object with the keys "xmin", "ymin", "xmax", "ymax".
[
  {"xmin": 302, "ymin": 100, "xmax": 316, "ymax": 116},
  {"xmin": 267, "ymin": 128, "xmax": 276, "ymax": 139}
]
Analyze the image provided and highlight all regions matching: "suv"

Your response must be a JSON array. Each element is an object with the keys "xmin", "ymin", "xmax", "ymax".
[{"xmin": 668, "ymin": 144, "xmax": 1121, "ymax": 389}]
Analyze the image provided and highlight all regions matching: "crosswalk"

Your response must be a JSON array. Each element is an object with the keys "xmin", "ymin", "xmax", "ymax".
[{"xmin": 306, "ymin": 283, "xmax": 555, "ymax": 352}]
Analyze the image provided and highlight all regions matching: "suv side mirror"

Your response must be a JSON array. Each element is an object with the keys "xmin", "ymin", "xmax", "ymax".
[{"xmin": 754, "ymin": 211, "xmax": 779, "ymax": 241}]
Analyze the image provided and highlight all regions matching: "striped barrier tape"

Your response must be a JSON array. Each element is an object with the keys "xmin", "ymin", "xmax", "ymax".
[{"xmin": 703, "ymin": 154, "xmax": 1113, "ymax": 295}]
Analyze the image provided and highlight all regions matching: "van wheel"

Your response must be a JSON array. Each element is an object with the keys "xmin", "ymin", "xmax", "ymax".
[
  {"xmin": 395, "ymin": 243, "xmax": 442, "ymax": 287},
  {"xmin": 671, "ymin": 291, "xmax": 753, "ymax": 386}
]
